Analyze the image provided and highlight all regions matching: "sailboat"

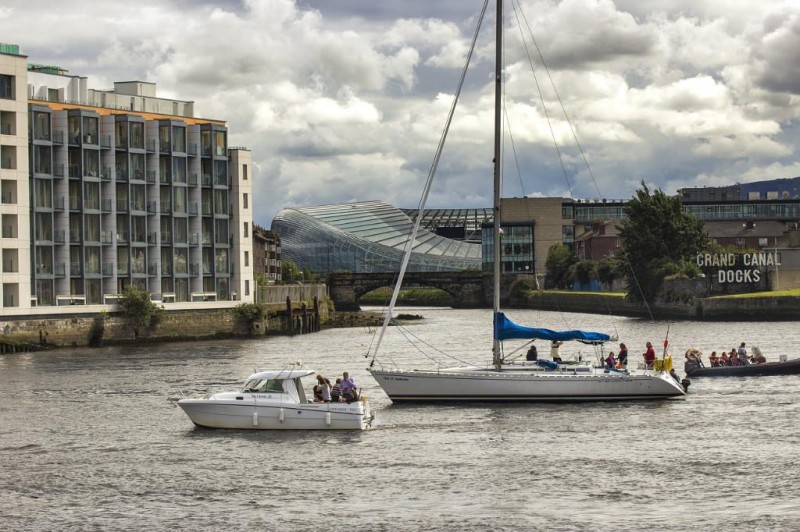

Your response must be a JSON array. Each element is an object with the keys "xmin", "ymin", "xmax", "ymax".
[{"xmin": 366, "ymin": 0, "xmax": 686, "ymax": 402}]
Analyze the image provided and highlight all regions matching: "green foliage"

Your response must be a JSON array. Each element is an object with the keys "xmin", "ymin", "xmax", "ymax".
[
  {"xmin": 118, "ymin": 286, "xmax": 164, "ymax": 339},
  {"xmin": 281, "ymin": 261, "xmax": 300, "ymax": 283},
  {"xmin": 570, "ymin": 259, "xmax": 597, "ymax": 286},
  {"xmin": 509, "ymin": 277, "xmax": 536, "ymax": 301},
  {"xmin": 596, "ymin": 257, "xmax": 622, "ymax": 289},
  {"xmin": 618, "ymin": 181, "xmax": 710, "ymax": 303},
  {"xmin": 233, "ymin": 302, "xmax": 265, "ymax": 323},
  {"xmin": 545, "ymin": 243, "xmax": 578, "ymax": 289}
]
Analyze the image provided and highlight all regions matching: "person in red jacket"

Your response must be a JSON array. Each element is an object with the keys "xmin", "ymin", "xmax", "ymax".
[{"xmin": 643, "ymin": 341, "xmax": 656, "ymax": 369}]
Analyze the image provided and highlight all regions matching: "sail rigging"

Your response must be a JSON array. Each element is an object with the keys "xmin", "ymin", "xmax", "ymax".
[{"xmin": 365, "ymin": 0, "xmax": 686, "ymax": 402}]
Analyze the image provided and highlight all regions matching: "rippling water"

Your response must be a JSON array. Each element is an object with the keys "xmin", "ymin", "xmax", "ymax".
[{"xmin": 1, "ymin": 308, "xmax": 799, "ymax": 531}]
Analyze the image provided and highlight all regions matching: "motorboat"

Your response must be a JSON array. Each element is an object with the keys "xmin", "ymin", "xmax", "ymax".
[
  {"xmin": 685, "ymin": 357, "xmax": 800, "ymax": 377},
  {"xmin": 175, "ymin": 368, "xmax": 373, "ymax": 430}
]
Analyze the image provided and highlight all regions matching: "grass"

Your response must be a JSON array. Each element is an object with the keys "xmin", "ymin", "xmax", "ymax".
[{"xmin": 710, "ymin": 288, "xmax": 800, "ymax": 299}]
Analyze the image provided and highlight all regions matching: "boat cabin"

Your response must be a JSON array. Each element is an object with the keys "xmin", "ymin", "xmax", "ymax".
[{"xmin": 241, "ymin": 369, "xmax": 315, "ymax": 404}]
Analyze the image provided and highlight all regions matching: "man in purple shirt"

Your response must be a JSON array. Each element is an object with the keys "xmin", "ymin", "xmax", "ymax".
[{"xmin": 340, "ymin": 371, "xmax": 357, "ymax": 402}]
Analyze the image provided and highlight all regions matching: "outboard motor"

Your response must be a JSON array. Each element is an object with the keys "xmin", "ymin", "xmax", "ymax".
[{"xmin": 681, "ymin": 378, "xmax": 691, "ymax": 393}]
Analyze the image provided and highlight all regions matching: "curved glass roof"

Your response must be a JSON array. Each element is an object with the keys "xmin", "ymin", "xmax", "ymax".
[{"xmin": 271, "ymin": 200, "xmax": 481, "ymax": 273}]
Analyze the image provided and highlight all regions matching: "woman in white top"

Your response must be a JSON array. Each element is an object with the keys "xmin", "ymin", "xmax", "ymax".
[{"xmin": 316, "ymin": 374, "xmax": 332, "ymax": 402}]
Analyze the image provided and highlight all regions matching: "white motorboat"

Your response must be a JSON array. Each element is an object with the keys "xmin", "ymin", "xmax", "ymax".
[
  {"xmin": 366, "ymin": 0, "xmax": 686, "ymax": 402},
  {"xmin": 176, "ymin": 369, "xmax": 373, "ymax": 430}
]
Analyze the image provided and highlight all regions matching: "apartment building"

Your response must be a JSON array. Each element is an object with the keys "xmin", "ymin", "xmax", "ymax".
[{"xmin": 0, "ymin": 42, "xmax": 253, "ymax": 314}]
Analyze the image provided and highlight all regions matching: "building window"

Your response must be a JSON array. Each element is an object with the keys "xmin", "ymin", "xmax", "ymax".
[
  {"xmin": 0, "ymin": 74, "xmax": 13, "ymax": 100},
  {"xmin": 243, "ymin": 164, "xmax": 248, "ymax": 180},
  {"xmin": 243, "ymin": 222, "xmax": 249, "ymax": 238},
  {"xmin": 243, "ymin": 193, "xmax": 248, "ymax": 209},
  {"xmin": 244, "ymin": 251, "xmax": 249, "ymax": 267},
  {"xmin": 245, "ymin": 279, "xmax": 250, "ymax": 296}
]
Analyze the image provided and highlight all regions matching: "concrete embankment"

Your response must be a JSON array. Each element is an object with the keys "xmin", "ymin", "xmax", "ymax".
[{"xmin": 512, "ymin": 291, "xmax": 800, "ymax": 321}]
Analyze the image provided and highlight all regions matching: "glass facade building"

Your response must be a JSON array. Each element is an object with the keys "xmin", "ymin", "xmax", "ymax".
[{"xmin": 271, "ymin": 201, "xmax": 481, "ymax": 273}]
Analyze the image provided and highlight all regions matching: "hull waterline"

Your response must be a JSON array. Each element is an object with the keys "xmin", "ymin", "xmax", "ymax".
[{"xmin": 177, "ymin": 399, "xmax": 372, "ymax": 430}]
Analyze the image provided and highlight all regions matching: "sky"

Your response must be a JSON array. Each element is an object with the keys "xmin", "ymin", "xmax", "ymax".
[{"xmin": 4, "ymin": 0, "xmax": 800, "ymax": 227}]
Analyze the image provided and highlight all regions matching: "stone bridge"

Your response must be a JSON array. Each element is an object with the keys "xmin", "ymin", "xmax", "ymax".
[{"xmin": 328, "ymin": 271, "xmax": 492, "ymax": 311}]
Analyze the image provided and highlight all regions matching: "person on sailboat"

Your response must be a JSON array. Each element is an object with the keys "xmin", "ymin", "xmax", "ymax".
[
  {"xmin": 605, "ymin": 352, "xmax": 617, "ymax": 369},
  {"xmin": 550, "ymin": 341, "xmax": 563, "ymax": 362},
  {"xmin": 526, "ymin": 344, "xmax": 538, "ymax": 361},
  {"xmin": 643, "ymin": 341, "xmax": 656, "ymax": 369},
  {"xmin": 617, "ymin": 343, "xmax": 629, "ymax": 368}
]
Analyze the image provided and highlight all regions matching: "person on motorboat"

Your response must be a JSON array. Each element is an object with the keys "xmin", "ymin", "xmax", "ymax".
[
  {"xmin": 316, "ymin": 374, "xmax": 332, "ymax": 402},
  {"xmin": 708, "ymin": 351, "xmax": 719, "ymax": 367},
  {"xmin": 685, "ymin": 348, "xmax": 703, "ymax": 367},
  {"xmin": 340, "ymin": 371, "xmax": 359, "ymax": 402},
  {"xmin": 737, "ymin": 343, "xmax": 750, "ymax": 365},
  {"xmin": 720, "ymin": 351, "xmax": 730, "ymax": 366},
  {"xmin": 331, "ymin": 378, "xmax": 342, "ymax": 402}
]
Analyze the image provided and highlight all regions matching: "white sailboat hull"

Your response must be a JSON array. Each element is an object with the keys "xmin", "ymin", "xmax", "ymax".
[
  {"xmin": 369, "ymin": 367, "xmax": 685, "ymax": 401},
  {"xmin": 178, "ymin": 398, "xmax": 372, "ymax": 430}
]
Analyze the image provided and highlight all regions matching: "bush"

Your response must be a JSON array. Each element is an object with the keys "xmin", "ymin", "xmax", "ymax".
[{"xmin": 118, "ymin": 287, "xmax": 164, "ymax": 339}]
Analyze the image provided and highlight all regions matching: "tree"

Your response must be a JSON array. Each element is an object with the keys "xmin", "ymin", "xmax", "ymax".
[
  {"xmin": 544, "ymin": 243, "xmax": 578, "ymax": 289},
  {"xmin": 118, "ymin": 286, "xmax": 164, "ymax": 339},
  {"xmin": 281, "ymin": 260, "xmax": 300, "ymax": 283},
  {"xmin": 596, "ymin": 257, "xmax": 622, "ymax": 290},
  {"xmin": 618, "ymin": 181, "xmax": 710, "ymax": 303}
]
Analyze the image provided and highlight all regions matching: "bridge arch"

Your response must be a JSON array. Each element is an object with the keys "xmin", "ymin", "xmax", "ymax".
[{"xmin": 328, "ymin": 271, "xmax": 490, "ymax": 311}]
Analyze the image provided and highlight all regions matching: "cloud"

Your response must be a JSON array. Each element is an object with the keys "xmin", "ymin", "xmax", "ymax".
[{"xmin": 6, "ymin": 0, "xmax": 800, "ymax": 225}]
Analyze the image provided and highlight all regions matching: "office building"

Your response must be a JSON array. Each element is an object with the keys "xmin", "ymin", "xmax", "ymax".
[{"xmin": 1, "ymin": 42, "xmax": 253, "ymax": 313}]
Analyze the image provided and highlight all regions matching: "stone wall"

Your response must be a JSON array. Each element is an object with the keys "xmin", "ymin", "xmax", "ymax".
[
  {"xmin": 0, "ymin": 309, "xmax": 247, "ymax": 348},
  {"xmin": 0, "ymin": 293, "xmax": 332, "ymax": 348}
]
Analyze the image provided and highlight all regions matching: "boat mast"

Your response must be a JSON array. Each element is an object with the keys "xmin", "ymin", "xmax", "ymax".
[{"xmin": 492, "ymin": 0, "xmax": 503, "ymax": 370}]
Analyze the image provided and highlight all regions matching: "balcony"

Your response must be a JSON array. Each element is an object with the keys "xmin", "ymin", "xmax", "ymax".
[
  {"xmin": 188, "ymin": 173, "xmax": 198, "ymax": 186},
  {"xmin": 69, "ymin": 229, "xmax": 80, "ymax": 243},
  {"xmin": 70, "ymin": 262, "xmax": 81, "ymax": 276},
  {"xmin": 102, "ymin": 262, "xmax": 114, "ymax": 276},
  {"xmin": 116, "ymin": 199, "xmax": 129, "ymax": 212},
  {"xmin": 148, "ymin": 232, "xmax": 158, "ymax": 245},
  {"xmin": 101, "ymin": 198, "xmax": 112, "ymax": 212},
  {"xmin": 101, "ymin": 231, "xmax": 113, "ymax": 244}
]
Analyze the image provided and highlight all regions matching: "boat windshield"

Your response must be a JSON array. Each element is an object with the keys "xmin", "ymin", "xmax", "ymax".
[{"xmin": 243, "ymin": 378, "xmax": 285, "ymax": 393}]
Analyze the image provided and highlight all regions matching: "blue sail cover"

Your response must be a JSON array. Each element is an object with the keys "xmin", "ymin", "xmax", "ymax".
[{"xmin": 494, "ymin": 312, "xmax": 611, "ymax": 344}]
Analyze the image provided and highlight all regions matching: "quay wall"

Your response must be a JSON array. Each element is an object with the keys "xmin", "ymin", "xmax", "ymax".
[{"xmin": 1, "ymin": 285, "xmax": 332, "ymax": 350}]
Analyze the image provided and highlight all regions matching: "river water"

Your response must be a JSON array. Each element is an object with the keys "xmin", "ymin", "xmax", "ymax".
[{"xmin": 1, "ymin": 308, "xmax": 798, "ymax": 531}]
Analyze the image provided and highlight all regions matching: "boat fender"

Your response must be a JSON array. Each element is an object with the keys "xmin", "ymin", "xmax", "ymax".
[
  {"xmin": 325, "ymin": 412, "xmax": 331, "ymax": 426},
  {"xmin": 279, "ymin": 407, "xmax": 285, "ymax": 423},
  {"xmin": 252, "ymin": 411, "xmax": 258, "ymax": 426}
]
